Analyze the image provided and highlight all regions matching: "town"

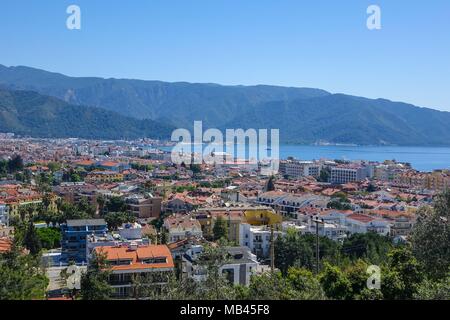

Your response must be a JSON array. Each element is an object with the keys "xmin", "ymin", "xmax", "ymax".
[{"xmin": 0, "ymin": 135, "xmax": 449, "ymax": 300}]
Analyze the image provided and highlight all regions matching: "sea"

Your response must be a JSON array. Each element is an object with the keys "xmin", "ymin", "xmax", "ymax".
[
  {"xmin": 278, "ymin": 145, "xmax": 450, "ymax": 172},
  {"xmin": 159, "ymin": 144, "xmax": 450, "ymax": 172}
]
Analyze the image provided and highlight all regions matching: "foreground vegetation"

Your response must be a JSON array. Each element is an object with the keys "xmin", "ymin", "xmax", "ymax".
[{"xmin": 1, "ymin": 190, "xmax": 449, "ymax": 300}]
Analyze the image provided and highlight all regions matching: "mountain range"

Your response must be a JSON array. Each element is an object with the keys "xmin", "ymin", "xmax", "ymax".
[
  {"xmin": 1, "ymin": 64, "xmax": 450, "ymax": 145},
  {"xmin": 0, "ymin": 88, "xmax": 173, "ymax": 140}
]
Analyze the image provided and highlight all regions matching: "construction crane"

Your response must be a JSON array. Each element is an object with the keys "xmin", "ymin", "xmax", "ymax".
[{"xmin": 244, "ymin": 209, "xmax": 282, "ymax": 272}]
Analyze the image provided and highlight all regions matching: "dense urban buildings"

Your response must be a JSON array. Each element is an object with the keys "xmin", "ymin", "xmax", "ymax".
[{"xmin": 0, "ymin": 136, "xmax": 448, "ymax": 301}]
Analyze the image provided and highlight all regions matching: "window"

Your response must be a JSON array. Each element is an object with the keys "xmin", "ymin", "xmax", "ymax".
[
  {"xmin": 142, "ymin": 257, "xmax": 167, "ymax": 264},
  {"xmin": 222, "ymin": 268, "xmax": 235, "ymax": 284},
  {"xmin": 109, "ymin": 259, "xmax": 132, "ymax": 266}
]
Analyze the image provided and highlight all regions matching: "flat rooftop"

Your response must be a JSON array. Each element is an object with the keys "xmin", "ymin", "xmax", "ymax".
[{"xmin": 66, "ymin": 219, "xmax": 107, "ymax": 227}]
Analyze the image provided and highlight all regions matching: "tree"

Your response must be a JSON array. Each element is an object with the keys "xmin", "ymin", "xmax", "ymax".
[
  {"xmin": 342, "ymin": 259, "xmax": 384, "ymax": 300},
  {"xmin": 213, "ymin": 216, "xmax": 228, "ymax": 241},
  {"xmin": 327, "ymin": 193, "xmax": 352, "ymax": 210},
  {"xmin": 189, "ymin": 164, "xmax": 201, "ymax": 176},
  {"xmin": 36, "ymin": 227, "xmax": 61, "ymax": 250},
  {"xmin": 105, "ymin": 196, "xmax": 127, "ymax": 213},
  {"xmin": 42, "ymin": 193, "xmax": 53, "ymax": 213},
  {"xmin": 96, "ymin": 195, "xmax": 106, "ymax": 215},
  {"xmin": 246, "ymin": 271, "xmax": 299, "ymax": 300},
  {"xmin": 147, "ymin": 272, "xmax": 201, "ymax": 300},
  {"xmin": 0, "ymin": 243, "xmax": 48, "ymax": 300},
  {"xmin": 77, "ymin": 198, "xmax": 96, "ymax": 218},
  {"xmin": 366, "ymin": 183, "xmax": 377, "ymax": 193},
  {"xmin": 36, "ymin": 172, "xmax": 53, "ymax": 193},
  {"xmin": 381, "ymin": 247, "xmax": 423, "ymax": 300},
  {"xmin": 318, "ymin": 168, "xmax": 330, "ymax": 183},
  {"xmin": 59, "ymin": 202, "xmax": 84, "ymax": 221},
  {"xmin": 160, "ymin": 229, "xmax": 168, "ymax": 244},
  {"xmin": 265, "ymin": 176, "xmax": 276, "ymax": 192},
  {"xmin": 24, "ymin": 222, "xmax": 42, "ymax": 256},
  {"xmin": 411, "ymin": 190, "xmax": 450, "ymax": 280},
  {"xmin": 275, "ymin": 230, "xmax": 340, "ymax": 275},
  {"xmin": 286, "ymin": 267, "xmax": 325, "ymax": 300},
  {"xmin": 341, "ymin": 233, "xmax": 392, "ymax": 265},
  {"xmin": 196, "ymin": 245, "xmax": 235, "ymax": 300},
  {"xmin": 80, "ymin": 250, "xmax": 112, "ymax": 300},
  {"xmin": 0, "ymin": 160, "xmax": 7, "ymax": 176},
  {"xmin": 414, "ymin": 273, "xmax": 450, "ymax": 300},
  {"xmin": 130, "ymin": 271, "xmax": 173, "ymax": 299},
  {"xmin": 47, "ymin": 162, "xmax": 61, "ymax": 172},
  {"xmin": 104, "ymin": 212, "xmax": 136, "ymax": 230},
  {"xmin": 319, "ymin": 262, "xmax": 352, "ymax": 300},
  {"xmin": 8, "ymin": 155, "xmax": 24, "ymax": 173}
]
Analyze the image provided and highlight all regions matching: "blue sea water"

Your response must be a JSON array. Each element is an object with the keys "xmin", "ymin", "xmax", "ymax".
[
  {"xmin": 278, "ymin": 145, "xmax": 450, "ymax": 172},
  {"xmin": 161, "ymin": 144, "xmax": 450, "ymax": 172}
]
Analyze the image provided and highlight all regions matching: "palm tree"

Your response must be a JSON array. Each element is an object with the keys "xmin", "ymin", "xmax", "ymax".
[{"xmin": 97, "ymin": 195, "xmax": 106, "ymax": 216}]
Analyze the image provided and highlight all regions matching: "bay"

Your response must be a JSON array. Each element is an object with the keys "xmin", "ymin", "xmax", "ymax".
[{"xmin": 161, "ymin": 144, "xmax": 450, "ymax": 172}]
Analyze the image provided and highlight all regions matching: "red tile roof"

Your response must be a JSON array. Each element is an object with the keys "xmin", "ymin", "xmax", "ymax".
[
  {"xmin": 95, "ymin": 244, "xmax": 174, "ymax": 271},
  {"xmin": 347, "ymin": 213, "xmax": 375, "ymax": 223},
  {"xmin": 100, "ymin": 161, "xmax": 120, "ymax": 167},
  {"xmin": 75, "ymin": 160, "xmax": 95, "ymax": 166},
  {"xmin": 0, "ymin": 238, "xmax": 13, "ymax": 253}
]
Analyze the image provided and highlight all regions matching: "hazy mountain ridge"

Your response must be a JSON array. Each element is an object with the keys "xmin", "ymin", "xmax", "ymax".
[
  {"xmin": 0, "ymin": 64, "xmax": 329, "ymax": 127},
  {"xmin": 224, "ymin": 94, "xmax": 450, "ymax": 145},
  {"xmin": 0, "ymin": 88, "xmax": 174, "ymax": 140},
  {"xmin": 1, "ymin": 64, "xmax": 450, "ymax": 145}
]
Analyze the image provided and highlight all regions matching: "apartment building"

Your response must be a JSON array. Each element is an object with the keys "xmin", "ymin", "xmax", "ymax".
[
  {"xmin": 0, "ymin": 203, "xmax": 8, "ymax": 225},
  {"xmin": 182, "ymin": 245, "xmax": 259, "ymax": 286},
  {"xmin": 85, "ymin": 171, "xmax": 124, "ymax": 183},
  {"xmin": 61, "ymin": 219, "xmax": 108, "ymax": 264},
  {"xmin": 344, "ymin": 213, "xmax": 391, "ymax": 235},
  {"xmin": 284, "ymin": 220, "xmax": 347, "ymax": 242},
  {"xmin": 55, "ymin": 182, "xmax": 99, "ymax": 209},
  {"xmin": 390, "ymin": 216, "xmax": 415, "ymax": 237},
  {"xmin": 280, "ymin": 159, "xmax": 321, "ymax": 179},
  {"xmin": 330, "ymin": 165, "xmax": 373, "ymax": 184},
  {"xmin": 256, "ymin": 191, "xmax": 329, "ymax": 217},
  {"xmin": 125, "ymin": 195, "xmax": 162, "ymax": 219},
  {"xmin": 86, "ymin": 223, "xmax": 151, "ymax": 262},
  {"xmin": 239, "ymin": 223, "xmax": 282, "ymax": 259},
  {"xmin": 394, "ymin": 170, "xmax": 450, "ymax": 190},
  {"xmin": 163, "ymin": 215, "xmax": 203, "ymax": 243},
  {"xmin": 94, "ymin": 243, "xmax": 174, "ymax": 298},
  {"xmin": 297, "ymin": 209, "xmax": 391, "ymax": 237},
  {"xmin": 0, "ymin": 224, "xmax": 13, "ymax": 238}
]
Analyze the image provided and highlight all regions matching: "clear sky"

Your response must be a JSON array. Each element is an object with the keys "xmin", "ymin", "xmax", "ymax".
[{"xmin": 1, "ymin": 0, "xmax": 449, "ymax": 111}]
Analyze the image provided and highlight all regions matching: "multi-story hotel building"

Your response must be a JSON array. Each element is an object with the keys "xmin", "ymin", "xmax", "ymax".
[
  {"xmin": 330, "ymin": 165, "xmax": 373, "ymax": 184},
  {"xmin": 94, "ymin": 243, "xmax": 174, "ymax": 298}
]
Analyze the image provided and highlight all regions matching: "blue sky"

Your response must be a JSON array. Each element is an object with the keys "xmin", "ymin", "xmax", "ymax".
[{"xmin": 1, "ymin": 0, "xmax": 450, "ymax": 111}]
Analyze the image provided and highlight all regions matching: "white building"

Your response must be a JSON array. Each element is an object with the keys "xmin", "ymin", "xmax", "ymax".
[
  {"xmin": 163, "ymin": 215, "xmax": 203, "ymax": 243},
  {"xmin": 256, "ymin": 191, "xmax": 329, "ymax": 217},
  {"xmin": 282, "ymin": 220, "xmax": 347, "ymax": 242},
  {"xmin": 182, "ymin": 245, "xmax": 259, "ymax": 286},
  {"xmin": 239, "ymin": 223, "xmax": 282, "ymax": 258},
  {"xmin": 330, "ymin": 165, "xmax": 373, "ymax": 184},
  {"xmin": 344, "ymin": 214, "xmax": 391, "ymax": 236},
  {"xmin": 295, "ymin": 210, "xmax": 390, "ymax": 238},
  {"xmin": 0, "ymin": 203, "xmax": 9, "ymax": 226},
  {"xmin": 117, "ymin": 222, "xmax": 143, "ymax": 240},
  {"xmin": 86, "ymin": 228, "xmax": 151, "ymax": 262},
  {"xmin": 280, "ymin": 159, "xmax": 321, "ymax": 179}
]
